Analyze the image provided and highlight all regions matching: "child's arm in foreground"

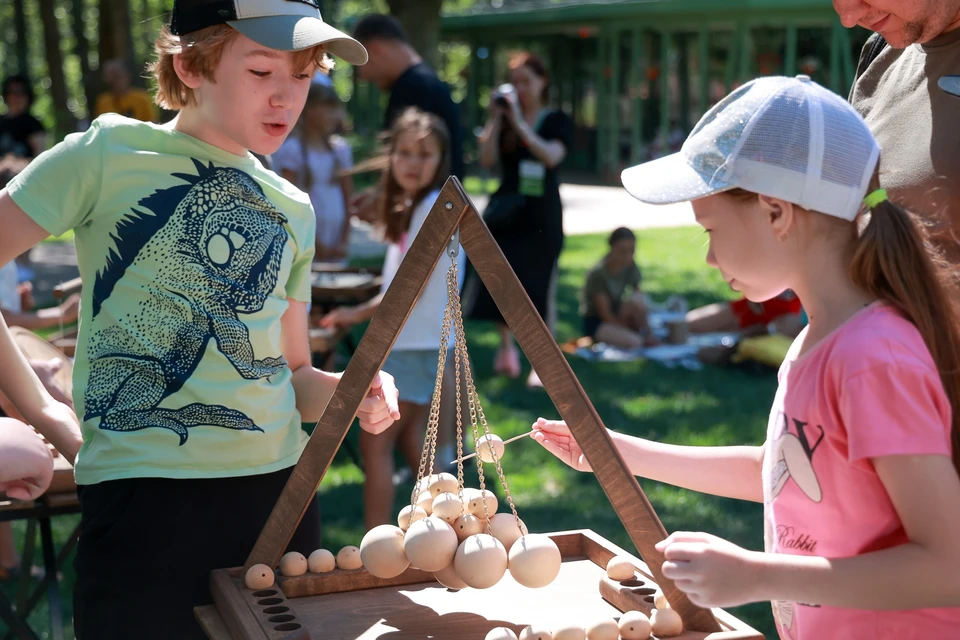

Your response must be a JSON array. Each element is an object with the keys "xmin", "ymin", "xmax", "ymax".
[
  {"xmin": 0, "ymin": 190, "xmax": 82, "ymax": 462},
  {"xmin": 319, "ymin": 292, "xmax": 382, "ymax": 329},
  {"xmin": 282, "ymin": 299, "xmax": 399, "ymax": 433},
  {"xmin": 531, "ymin": 418, "xmax": 764, "ymax": 502},
  {"xmin": 0, "ymin": 417, "xmax": 55, "ymax": 500},
  {"xmin": 657, "ymin": 454, "xmax": 960, "ymax": 610}
]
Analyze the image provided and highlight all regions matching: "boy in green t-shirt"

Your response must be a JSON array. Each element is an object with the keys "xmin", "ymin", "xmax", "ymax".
[{"xmin": 0, "ymin": 1, "xmax": 400, "ymax": 637}]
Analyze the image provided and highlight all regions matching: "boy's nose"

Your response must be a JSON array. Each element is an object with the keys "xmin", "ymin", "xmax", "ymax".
[{"xmin": 832, "ymin": 0, "xmax": 870, "ymax": 29}]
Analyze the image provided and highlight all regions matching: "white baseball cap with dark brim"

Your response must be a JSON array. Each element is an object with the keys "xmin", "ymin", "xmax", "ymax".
[
  {"xmin": 939, "ymin": 75, "xmax": 960, "ymax": 98},
  {"xmin": 170, "ymin": 0, "xmax": 368, "ymax": 65},
  {"xmin": 621, "ymin": 75, "xmax": 880, "ymax": 222}
]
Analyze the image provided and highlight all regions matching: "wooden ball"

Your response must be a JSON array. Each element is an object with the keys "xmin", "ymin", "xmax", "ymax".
[
  {"xmin": 244, "ymin": 564, "xmax": 275, "ymax": 590},
  {"xmin": 454, "ymin": 513, "xmax": 486, "ymax": 541},
  {"xmin": 467, "ymin": 489, "xmax": 498, "ymax": 518},
  {"xmin": 654, "ymin": 590, "xmax": 669, "ymax": 610},
  {"xmin": 477, "ymin": 433, "xmax": 505, "ymax": 463},
  {"xmin": 431, "ymin": 492, "xmax": 463, "ymax": 524},
  {"xmin": 618, "ymin": 611, "xmax": 651, "ymax": 640},
  {"xmin": 651, "ymin": 608, "xmax": 683, "ymax": 637},
  {"xmin": 488, "ymin": 513, "xmax": 528, "ymax": 552},
  {"xmin": 585, "ymin": 619, "xmax": 619, "ymax": 640},
  {"xmin": 433, "ymin": 562, "xmax": 468, "ymax": 590},
  {"xmin": 507, "ymin": 534, "xmax": 561, "ymax": 589},
  {"xmin": 454, "ymin": 533, "xmax": 508, "ymax": 589},
  {"xmin": 403, "ymin": 516, "xmax": 458, "ymax": 572},
  {"xmin": 417, "ymin": 490, "xmax": 434, "ymax": 515},
  {"xmin": 459, "ymin": 487, "xmax": 482, "ymax": 508},
  {"xmin": 605, "ymin": 555, "xmax": 636, "ymax": 581},
  {"xmin": 519, "ymin": 626, "xmax": 553, "ymax": 640},
  {"xmin": 553, "ymin": 625, "xmax": 585, "ymax": 640},
  {"xmin": 307, "ymin": 549, "xmax": 335, "ymax": 573},
  {"xmin": 427, "ymin": 472, "xmax": 458, "ymax": 497},
  {"xmin": 336, "ymin": 546, "xmax": 363, "ymax": 570},
  {"xmin": 486, "ymin": 627, "xmax": 519, "ymax": 640},
  {"xmin": 360, "ymin": 525, "xmax": 409, "ymax": 579},
  {"xmin": 398, "ymin": 505, "xmax": 428, "ymax": 531},
  {"xmin": 278, "ymin": 552, "xmax": 307, "ymax": 577}
]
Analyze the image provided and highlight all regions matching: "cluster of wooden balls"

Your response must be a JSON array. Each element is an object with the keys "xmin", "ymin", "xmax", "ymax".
[
  {"xmin": 244, "ymin": 546, "xmax": 366, "ymax": 590},
  {"xmin": 360, "ymin": 471, "xmax": 562, "ymax": 591},
  {"xmin": 483, "ymin": 599, "xmax": 682, "ymax": 640}
]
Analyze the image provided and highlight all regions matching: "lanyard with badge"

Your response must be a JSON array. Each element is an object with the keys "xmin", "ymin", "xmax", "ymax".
[{"xmin": 518, "ymin": 109, "xmax": 550, "ymax": 198}]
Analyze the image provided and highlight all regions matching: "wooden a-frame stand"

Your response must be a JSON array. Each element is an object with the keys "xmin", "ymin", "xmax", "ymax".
[{"xmin": 235, "ymin": 177, "xmax": 725, "ymax": 636}]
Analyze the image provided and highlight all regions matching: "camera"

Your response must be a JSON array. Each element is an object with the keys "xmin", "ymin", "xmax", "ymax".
[{"xmin": 492, "ymin": 83, "xmax": 516, "ymax": 108}]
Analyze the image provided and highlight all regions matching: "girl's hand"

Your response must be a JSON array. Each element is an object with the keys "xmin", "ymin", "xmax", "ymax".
[
  {"xmin": 657, "ymin": 531, "xmax": 767, "ymax": 608},
  {"xmin": 0, "ymin": 419, "xmax": 55, "ymax": 500},
  {"xmin": 356, "ymin": 371, "xmax": 401, "ymax": 435},
  {"xmin": 60, "ymin": 294, "xmax": 81, "ymax": 324},
  {"xmin": 531, "ymin": 417, "xmax": 592, "ymax": 471},
  {"xmin": 320, "ymin": 307, "xmax": 356, "ymax": 329},
  {"xmin": 502, "ymin": 92, "xmax": 524, "ymax": 129}
]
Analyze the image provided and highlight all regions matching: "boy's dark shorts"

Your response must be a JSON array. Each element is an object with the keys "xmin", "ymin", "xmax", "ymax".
[{"xmin": 73, "ymin": 465, "xmax": 321, "ymax": 640}]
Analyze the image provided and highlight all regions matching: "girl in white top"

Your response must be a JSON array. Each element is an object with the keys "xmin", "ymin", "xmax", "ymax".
[
  {"xmin": 321, "ymin": 108, "xmax": 462, "ymax": 530},
  {"xmin": 274, "ymin": 82, "xmax": 353, "ymax": 261}
]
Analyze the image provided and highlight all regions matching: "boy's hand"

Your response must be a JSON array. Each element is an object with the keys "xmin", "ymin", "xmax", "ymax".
[
  {"xmin": 656, "ymin": 531, "xmax": 767, "ymax": 608},
  {"xmin": 28, "ymin": 400, "xmax": 82, "ymax": 465},
  {"xmin": 357, "ymin": 371, "xmax": 401, "ymax": 434},
  {"xmin": 0, "ymin": 419, "xmax": 55, "ymax": 500},
  {"xmin": 531, "ymin": 417, "xmax": 592, "ymax": 471}
]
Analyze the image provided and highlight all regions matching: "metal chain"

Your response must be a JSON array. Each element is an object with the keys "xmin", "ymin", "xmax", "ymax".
[
  {"xmin": 449, "ymin": 267, "xmax": 522, "ymax": 536},
  {"xmin": 409, "ymin": 261, "xmax": 456, "ymax": 513}
]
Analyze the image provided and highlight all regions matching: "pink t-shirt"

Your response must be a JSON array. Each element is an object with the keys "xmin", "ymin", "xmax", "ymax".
[{"xmin": 762, "ymin": 302, "xmax": 959, "ymax": 639}]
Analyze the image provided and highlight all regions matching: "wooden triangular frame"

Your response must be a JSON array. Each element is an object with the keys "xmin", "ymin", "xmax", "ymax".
[{"xmin": 244, "ymin": 178, "xmax": 721, "ymax": 633}]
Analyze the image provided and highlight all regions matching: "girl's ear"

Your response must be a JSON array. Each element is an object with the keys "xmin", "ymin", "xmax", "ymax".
[
  {"xmin": 759, "ymin": 194, "xmax": 796, "ymax": 242},
  {"xmin": 172, "ymin": 53, "xmax": 203, "ymax": 91}
]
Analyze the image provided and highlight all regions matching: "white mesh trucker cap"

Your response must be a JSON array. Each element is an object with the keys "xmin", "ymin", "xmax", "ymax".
[
  {"xmin": 170, "ymin": 0, "xmax": 368, "ymax": 65},
  {"xmin": 621, "ymin": 75, "xmax": 881, "ymax": 222}
]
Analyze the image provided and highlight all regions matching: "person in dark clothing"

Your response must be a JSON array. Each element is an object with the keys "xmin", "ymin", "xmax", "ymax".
[
  {"xmin": 350, "ymin": 14, "xmax": 464, "ymax": 187},
  {"xmin": 466, "ymin": 51, "xmax": 572, "ymax": 388},
  {"xmin": 0, "ymin": 75, "xmax": 46, "ymax": 187}
]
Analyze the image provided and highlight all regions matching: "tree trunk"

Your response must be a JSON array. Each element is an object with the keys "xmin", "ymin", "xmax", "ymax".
[
  {"xmin": 71, "ymin": 0, "xmax": 98, "ymax": 122},
  {"xmin": 98, "ymin": 0, "xmax": 134, "ymax": 74},
  {"xmin": 386, "ymin": 0, "xmax": 444, "ymax": 70},
  {"xmin": 12, "ymin": 0, "xmax": 29, "ymax": 75},
  {"xmin": 39, "ymin": 0, "xmax": 73, "ymax": 138}
]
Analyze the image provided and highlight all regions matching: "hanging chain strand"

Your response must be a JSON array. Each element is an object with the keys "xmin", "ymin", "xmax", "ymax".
[
  {"xmin": 450, "ymin": 265, "xmax": 468, "ymax": 520},
  {"xmin": 449, "ymin": 269, "xmax": 522, "ymax": 535},
  {"xmin": 409, "ymin": 263, "xmax": 456, "ymax": 513}
]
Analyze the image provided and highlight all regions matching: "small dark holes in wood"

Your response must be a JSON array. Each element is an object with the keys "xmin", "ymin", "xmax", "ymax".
[
  {"xmin": 619, "ymin": 579, "xmax": 645, "ymax": 587},
  {"xmin": 629, "ymin": 587, "xmax": 657, "ymax": 595},
  {"xmin": 269, "ymin": 614, "xmax": 296, "ymax": 623},
  {"xmin": 263, "ymin": 606, "xmax": 290, "ymax": 614},
  {"xmin": 644, "ymin": 595, "xmax": 656, "ymax": 603},
  {"xmin": 252, "ymin": 590, "xmax": 278, "ymax": 597},
  {"xmin": 257, "ymin": 597, "xmax": 283, "ymax": 606},
  {"xmin": 275, "ymin": 623, "xmax": 303, "ymax": 631}
]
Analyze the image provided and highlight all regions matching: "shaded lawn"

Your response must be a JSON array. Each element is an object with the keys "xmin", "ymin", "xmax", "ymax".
[{"xmin": 5, "ymin": 227, "xmax": 777, "ymax": 638}]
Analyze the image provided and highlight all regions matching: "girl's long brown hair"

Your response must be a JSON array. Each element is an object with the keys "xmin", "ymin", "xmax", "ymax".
[
  {"xmin": 378, "ymin": 108, "xmax": 450, "ymax": 244},
  {"xmin": 849, "ymin": 170, "xmax": 960, "ymax": 474}
]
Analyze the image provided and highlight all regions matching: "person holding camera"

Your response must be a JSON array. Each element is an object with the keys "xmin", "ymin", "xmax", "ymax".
[{"xmin": 465, "ymin": 51, "xmax": 572, "ymax": 387}]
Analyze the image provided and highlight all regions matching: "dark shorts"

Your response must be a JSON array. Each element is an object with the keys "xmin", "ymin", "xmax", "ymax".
[{"xmin": 73, "ymin": 466, "xmax": 321, "ymax": 640}]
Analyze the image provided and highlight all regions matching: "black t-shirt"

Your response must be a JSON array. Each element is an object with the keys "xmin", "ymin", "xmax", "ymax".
[
  {"xmin": 385, "ymin": 63, "xmax": 464, "ymax": 180},
  {"xmin": 0, "ymin": 113, "xmax": 45, "ymax": 158}
]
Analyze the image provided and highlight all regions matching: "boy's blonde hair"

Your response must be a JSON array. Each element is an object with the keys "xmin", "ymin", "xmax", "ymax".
[{"xmin": 149, "ymin": 24, "xmax": 334, "ymax": 111}]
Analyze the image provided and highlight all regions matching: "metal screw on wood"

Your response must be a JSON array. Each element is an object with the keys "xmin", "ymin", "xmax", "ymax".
[{"xmin": 444, "ymin": 202, "xmax": 454, "ymax": 210}]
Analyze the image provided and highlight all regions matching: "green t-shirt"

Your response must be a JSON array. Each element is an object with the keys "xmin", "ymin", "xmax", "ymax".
[
  {"xmin": 8, "ymin": 115, "xmax": 316, "ymax": 485},
  {"xmin": 580, "ymin": 259, "xmax": 642, "ymax": 319}
]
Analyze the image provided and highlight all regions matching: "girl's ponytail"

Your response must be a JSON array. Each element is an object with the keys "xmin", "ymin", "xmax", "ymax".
[{"xmin": 850, "ymin": 172, "xmax": 960, "ymax": 474}]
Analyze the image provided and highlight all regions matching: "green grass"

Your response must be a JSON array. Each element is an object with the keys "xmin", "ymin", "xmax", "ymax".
[{"xmin": 4, "ymin": 227, "xmax": 777, "ymax": 638}]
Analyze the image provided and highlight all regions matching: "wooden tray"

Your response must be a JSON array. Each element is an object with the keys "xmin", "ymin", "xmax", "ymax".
[{"xmin": 206, "ymin": 530, "xmax": 763, "ymax": 640}]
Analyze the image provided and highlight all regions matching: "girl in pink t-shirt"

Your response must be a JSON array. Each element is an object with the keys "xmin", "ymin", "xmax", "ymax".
[{"xmin": 533, "ymin": 75, "xmax": 960, "ymax": 639}]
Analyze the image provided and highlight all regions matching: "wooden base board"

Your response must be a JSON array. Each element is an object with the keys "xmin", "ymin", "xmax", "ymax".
[{"xmin": 209, "ymin": 530, "xmax": 764, "ymax": 640}]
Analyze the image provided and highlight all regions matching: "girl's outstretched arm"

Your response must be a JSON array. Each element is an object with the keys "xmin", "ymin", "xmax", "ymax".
[
  {"xmin": 658, "ymin": 454, "xmax": 960, "ymax": 610},
  {"xmin": 532, "ymin": 418, "xmax": 765, "ymax": 502}
]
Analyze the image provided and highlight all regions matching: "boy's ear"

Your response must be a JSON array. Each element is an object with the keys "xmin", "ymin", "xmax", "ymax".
[
  {"xmin": 172, "ymin": 53, "xmax": 203, "ymax": 91},
  {"xmin": 758, "ymin": 194, "xmax": 795, "ymax": 241}
]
